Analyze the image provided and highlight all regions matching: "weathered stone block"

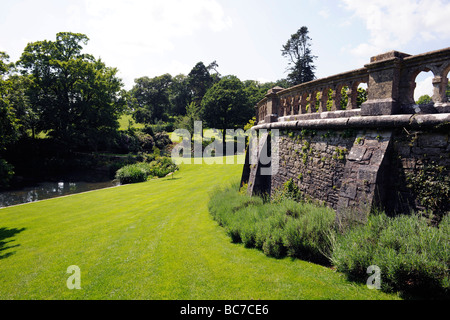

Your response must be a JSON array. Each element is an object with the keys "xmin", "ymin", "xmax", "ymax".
[
  {"xmin": 417, "ymin": 134, "xmax": 448, "ymax": 148},
  {"xmin": 347, "ymin": 146, "xmax": 366, "ymax": 161},
  {"xmin": 340, "ymin": 183, "xmax": 357, "ymax": 200},
  {"xmin": 412, "ymin": 147, "xmax": 442, "ymax": 156},
  {"xmin": 361, "ymin": 99, "xmax": 400, "ymax": 116},
  {"xmin": 357, "ymin": 166, "xmax": 378, "ymax": 182},
  {"xmin": 396, "ymin": 145, "xmax": 411, "ymax": 157}
]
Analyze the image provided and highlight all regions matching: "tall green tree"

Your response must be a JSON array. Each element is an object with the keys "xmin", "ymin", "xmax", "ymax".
[
  {"xmin": 175, "ymin": 101, "xmax": 202, "ymax": 136},
  {"xmin": 242, "ymin": 80, "xmax": 287, "ymax": 107},
  {"xmin": 207, "ymin": 60, "xmax": 221, "ymax": 85},
  {"xmin": 130, "ymin": 74, "xmax": 172, "ymax": 124},
  {"xmin": 282, "ymin": 26, "xmax": 317, "ymax": 86},
  {"xmin": 18, "ymin": 32, "xmax": 125, "ymax": 150},
  {"xmin": 168, "ymin": 74, "xmax": 192, "ymax": 116},
  {"xmin": 188, "ymin": 62, "xmax": 214, "ymax": 106},
  {"xmin": 0, "ymin": 52, "xmax": 19, "ymax": 150},
  {"xmin": 6, "ymin": 74, "xmax": 37, "ymax": 138},
  {"xmin": 201, "ymin": 75, "xmax": 253, "ymax": 142},
  {"xmin": 0, "ymin": 52, "xmax": 19, "ymax": 187}
]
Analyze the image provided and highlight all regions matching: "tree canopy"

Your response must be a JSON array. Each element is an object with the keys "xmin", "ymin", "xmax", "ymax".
[
  {"xmin": 282, "ymin": 26, "xmax": 317, "ymax": 86},
  {"xmin": 0, "ymin": 52, "xmax": 20, "ymax": 187},
  {"xmin": 17, "ymin": 32, "xmax": 125, "ymax": 150},
  {"xmin": 130, "ymin": 74, "xmax": 173, "ymax": 124},
  {"xmin": 0, "ymin": 52, "xmax": 19, "ymax": 151},
  {"xmin": 188, "ymin": 62, "xmax": 214, "ymax": 106},
  {"xmin": 201, "ymin": 75, "xmax": 253, "ymax": 132}
]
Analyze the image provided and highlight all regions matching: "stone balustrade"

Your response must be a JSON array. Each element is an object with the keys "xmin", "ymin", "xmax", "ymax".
[{"xmin": 256, "ymin": 48, "xmax": 450, "ymax": 125}]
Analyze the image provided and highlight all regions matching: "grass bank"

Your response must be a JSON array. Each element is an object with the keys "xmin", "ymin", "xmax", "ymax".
[{"xmin": 0, "ymin": 156, "xmax": 399, "ymax": 300}]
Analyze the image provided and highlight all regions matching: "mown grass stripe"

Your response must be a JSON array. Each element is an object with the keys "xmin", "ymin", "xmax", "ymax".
[{"xmin": 0, "ymin": 157, "xmax": 400, "ymax": 300}]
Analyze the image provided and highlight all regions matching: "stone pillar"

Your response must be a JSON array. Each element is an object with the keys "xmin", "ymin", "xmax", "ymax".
[
  {"xmin": 346, "ymin": 85, "xmax": 358, "ymax": 110},
  {"xmin": 264, "ymin": 86, "xmax": 284, "ymax": 123},
  {"xmin": 361, "ymin": 51, "xmax": 411, "ymax": 116},
  {"xmin": 432, "ymin": 76, "xmax": 448, "ymax": 104},
  {"xmin": 331, "ymin": 86, "xmax": 342, "ymax": 111},
  {"xmin": 293, "ymin": 95, "xmax": 299, "ymax": 115},
  {"xmin": 318, "ymin": 89, "xmax": 329, "ymax": 113}
]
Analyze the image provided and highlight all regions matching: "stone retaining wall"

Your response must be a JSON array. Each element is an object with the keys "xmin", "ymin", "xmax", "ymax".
[{"xmin": 244, "ymin": 48, "xmax": 450, "ymax": 222}]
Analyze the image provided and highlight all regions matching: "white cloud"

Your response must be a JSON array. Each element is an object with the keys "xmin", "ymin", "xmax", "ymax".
[
  {"xmin": 72, "ymin": 0, "xmax": 232, "ymax": 88},
  {"xmin": 166, "ymin": 60, "xmax": 193, "ymax": 77},
  {"xmin": 319, "ymin": 8, "xmax": 331, "ymax": 19},
  {"xmin": 340, "ymin": 0, "xmax": 450, "ymax": 57},
  {"xmin": 414, "ymin": 75, "xmax": 434, "ymax": 101},
  {"xmin": 83, "ymin": 0, "xmax": 232, "ymax": 54}
]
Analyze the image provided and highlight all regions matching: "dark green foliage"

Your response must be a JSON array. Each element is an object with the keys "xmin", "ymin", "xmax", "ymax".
[
  {"xmin": 188, "ymin": 62, "xmax": 214, "ymax": 106},
  {"xmin": 0, "ymin": 158, "xmax": 14, "ymax": 188},
  {"xmin": 18, "ymin": 32, "xmax": 125, "ymax": 151},
  {"xmin": 0, "ymin": 52, "xmax": 20, "ymax": 151},
  {"xmin": 153, "ymin": 132, "xmax": 172, "ymax": 150},
  {"xmin": 331, "ymin": 213, "xmax": 449, "ymax": 298},
  {"xmin": 115, "ymin": 163, "xmax": 148, "ymax": 184},
  {"xmin": 113, "ymin": 128, "xmax": 172, "ymax": 155},
  {"xmin": 201, "ymin": 75, "xmax": 254, "ymax": 132},
  {"xmin": 416, "ymin": 94, "xmax": 433, "ymax": 105},
  {"xmin": 405, "ymin": 161, "xmax": 449, "ymax": 219},
  {"xmin": 130, "ymin": 74, "xmax": 173, "ymax": 124},
  {"xmin": 115, "ymin": 156, "xmax": 178, "ymax": 185},
  {"xmin": 281, "ymin": 26, "xmax": 317, "ymax": 86},
  {"xmin": 168, "ymin": 74, "xmax": 192, "ymax": 116}
]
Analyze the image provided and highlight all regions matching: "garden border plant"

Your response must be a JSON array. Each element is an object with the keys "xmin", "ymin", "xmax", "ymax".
[
  {"xmin": 208, "ymin": 180, "xmax": 336, "ymax": 265},
  {"xmin": 208, "ymin": 179, "xmax": 450, "ymax": 299},
  {"xmin": 115, "ymin": 155, "xmax": 178, "ymax": 185}
]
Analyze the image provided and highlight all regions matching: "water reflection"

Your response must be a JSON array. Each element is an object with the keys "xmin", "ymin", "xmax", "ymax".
[{"xmin": 0, "ymin": 180, "xmax": 120, "ymax": 208}]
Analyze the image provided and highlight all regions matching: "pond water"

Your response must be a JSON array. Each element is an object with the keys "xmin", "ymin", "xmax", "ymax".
[{"xmin": 0, "ymin": 180, "xmax": 120, "ymax": 208}]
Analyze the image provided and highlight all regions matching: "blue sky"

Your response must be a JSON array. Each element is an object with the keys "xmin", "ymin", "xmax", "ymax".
[{"xmin": 1, "ymin": 0, "xmax": 450, "ymax": 98}]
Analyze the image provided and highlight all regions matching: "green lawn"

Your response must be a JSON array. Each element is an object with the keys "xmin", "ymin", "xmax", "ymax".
[
  {"xmin": 0, "ymin": 156, "xmax": 400, "ymax": 300},
  {"xmin": 118, "ymin": 114, "xmax": 145, "ymax": 131}
]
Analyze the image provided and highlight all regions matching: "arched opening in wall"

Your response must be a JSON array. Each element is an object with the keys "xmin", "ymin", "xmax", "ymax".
[
  {"xmin": 414, "ymin": 70, "xmax": 434, "ymax": 105},
  {"xmin": 357, "ymin": 82, "xmax": 368, "ymax": 107}
]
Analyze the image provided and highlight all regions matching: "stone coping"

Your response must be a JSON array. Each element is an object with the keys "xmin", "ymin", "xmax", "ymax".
[
  {"xmin": 277, "ymin": 109, "xmax": 361, "ymax": 122},
  {"xmin": 253, "ymin": 113, "xmax": 450, "ymax": 131}
]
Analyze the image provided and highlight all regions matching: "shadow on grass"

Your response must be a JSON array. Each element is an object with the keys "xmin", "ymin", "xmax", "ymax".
[
  {"xmin": 0, "ymin": 227, "xmax": 26, "ymax": 260},
  {"xmin": 162, "ymin": 177, "xmax": 182, "ymax": 181}
]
